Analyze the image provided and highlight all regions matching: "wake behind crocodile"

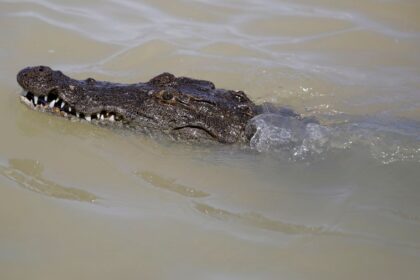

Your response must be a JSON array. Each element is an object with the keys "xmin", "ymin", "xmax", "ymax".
[{"xmin": 249, "ymin": 109, "xmax": 420, "ymax": 163}]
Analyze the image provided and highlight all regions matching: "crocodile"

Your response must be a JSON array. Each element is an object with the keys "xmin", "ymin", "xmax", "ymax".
[{"xmin": 17, "ymin": 65, "xmax": 302, "ymax": 143}]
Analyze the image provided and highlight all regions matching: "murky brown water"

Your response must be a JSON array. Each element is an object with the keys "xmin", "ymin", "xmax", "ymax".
[{"xmin": 1, "ymin": 0, "xmax": 419, "ymax": 279}]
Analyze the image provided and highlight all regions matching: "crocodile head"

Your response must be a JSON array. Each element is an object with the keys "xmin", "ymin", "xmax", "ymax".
[{"xmin": 17, "ymin": 66, "xmax": 258, "ymax": 143}]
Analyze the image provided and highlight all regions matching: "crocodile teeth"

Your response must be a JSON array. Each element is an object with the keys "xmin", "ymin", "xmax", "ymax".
[
  {"xmin": 21, "ymin": 95, "xmax": 32, "ymax": 106},
  {"xmin": 23, "ymin": 91, "xmax": 123, "ymax": 124}
]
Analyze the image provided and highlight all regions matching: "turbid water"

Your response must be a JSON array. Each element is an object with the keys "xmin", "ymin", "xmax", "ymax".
[{"xmin": 1, "ymin": 0, "xmax": 419, "ymax": 279}]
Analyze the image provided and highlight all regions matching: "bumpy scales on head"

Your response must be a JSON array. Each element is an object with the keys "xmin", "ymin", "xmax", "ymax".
[{"xmin": 17, "ymin": 66, "xmax": 258, "ymax": 143}]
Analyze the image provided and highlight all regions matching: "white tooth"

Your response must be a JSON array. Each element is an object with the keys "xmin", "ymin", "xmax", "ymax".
[
  {"xmin": 86, "ymin": 116, "xmax": 91, "ymax": 121},
  {"xmin": 76, "ymin": 113, "xmax": 80, "ymax": 118},
  {"xmin": 69, "ymin": 107, "xmax": 72, "ymax": 112},
  {"xmin": 34, "ymin": 96, "xmax": 38, "ymax": 104},
  {"xmin": 96, "ymin": 113, "xmax": 100, "ymax": 119},
  {"xmin": 109, "ymin": 115, "xmax": 115, "ymax": 122},
  {"xmin": 44, "ymin": 96, "xmax": 48, "ymax": 101},
  {"xmin": 20, "ymin": 96, "xmax": 32, "ymax": 106},
  {"xmin": 61, "ymin": 102, "xmax": 65, "ymax": 109},
  {"xmin": 100, "ymin": 114, "xmax": 104, "ymax": 120},
  {"xmin": 49, "ymin": 100, "xmax": 56, "ymax": 108}
]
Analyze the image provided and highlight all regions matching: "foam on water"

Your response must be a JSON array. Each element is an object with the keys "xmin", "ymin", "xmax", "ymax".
[{"xmin": 248, "ymin": 113, "xmax": 328, "ymax": 157}]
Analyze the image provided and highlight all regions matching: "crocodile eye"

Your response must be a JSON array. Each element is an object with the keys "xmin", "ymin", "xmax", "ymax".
[
  {"xmin": 157, "ymin": 88, "xmax": 177, "ymax": 103},
  {"xmin": 162, "ymin": 91, "xmax": 174, "ymax": 101}
]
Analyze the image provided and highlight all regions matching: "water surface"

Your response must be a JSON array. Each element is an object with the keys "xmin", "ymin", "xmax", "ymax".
[{"xmin": 0, "ymin": 0, "xmax": 419, "ymax": 279}]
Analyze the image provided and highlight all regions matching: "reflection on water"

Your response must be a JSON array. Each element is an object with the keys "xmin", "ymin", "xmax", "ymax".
[
  {"xmin": 0, "ymin": 159, "xmax": 97, "ymax": 202},
  {"xmin": 1, "ymin": 0, "xmax": 420, "ymax": 279}
]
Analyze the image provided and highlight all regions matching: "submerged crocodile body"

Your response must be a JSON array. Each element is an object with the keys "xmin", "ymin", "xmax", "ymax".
[{"xmin": 17, "ymin": 66, "xmax": 301, "ymax": 143}]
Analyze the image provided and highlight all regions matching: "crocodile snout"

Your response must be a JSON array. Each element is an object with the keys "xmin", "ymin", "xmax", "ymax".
[{"xmin": 16, "ymin": 67, "xmax": 31, "ymax": 89}]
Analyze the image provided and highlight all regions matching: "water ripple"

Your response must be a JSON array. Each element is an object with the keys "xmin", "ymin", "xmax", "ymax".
[
  {"xmin": 194, "ymin": 202, "xmax": 342, "ymax": 236},
  {"xmin": 0, "ymin": 159, "xmax": 97, "ymax": 202},
  {"xmin": 136, "ymin": 170, "xmax": 210, "ymax": 198}
]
